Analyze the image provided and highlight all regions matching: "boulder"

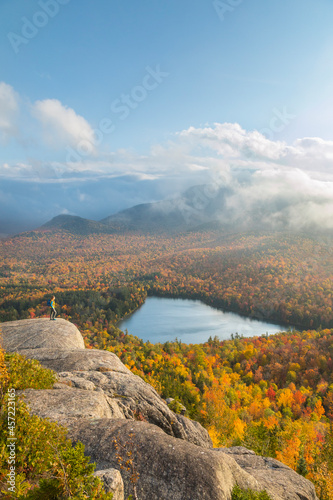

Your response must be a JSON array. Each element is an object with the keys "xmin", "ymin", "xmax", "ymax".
[
  {"xmin": 217, "ymin": 447, "xmax": 318, "ymax": 500},
  {"xmin": 1, "ymin": 318, "xmax": 84, "ymax": 351},
  {"xmin": 174, "ymin": 414, "xmax": 211, "ymax": 448},
  {"xmin": 94, "ymin": 468, "xmax": 124, "ymax": 500},
  {"xmin": 68, "ymin": 419, "xmax": 260, "ymax": 500}
]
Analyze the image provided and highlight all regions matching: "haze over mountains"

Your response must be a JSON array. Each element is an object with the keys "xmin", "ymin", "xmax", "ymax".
[
  {"xmin": 39, "ymin": 183, "xmax": 333, "ymax": 236},
  {"xmin": 41, "ymin": 184, "xmax": 220, "ymax": 235}
]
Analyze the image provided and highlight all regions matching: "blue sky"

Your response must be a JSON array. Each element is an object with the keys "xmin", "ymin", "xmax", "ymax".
[{"xmin": 1, "ymin": 0, "xmax": 333, "ymax": 233}]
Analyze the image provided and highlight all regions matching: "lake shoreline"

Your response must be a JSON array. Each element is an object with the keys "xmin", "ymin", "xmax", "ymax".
[
  {"xmin": 147, "ymin": 290, "xmax": 299, "ymax": 330},
  {"xmin": 118, "ymin": 296, "xmax": 296, "ymax": 344},
  {"xmin": 116, "ymin": 291, "xmax": 298, "ymax": 332}
]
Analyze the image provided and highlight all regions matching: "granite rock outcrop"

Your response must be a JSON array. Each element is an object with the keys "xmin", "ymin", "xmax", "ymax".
[{"xmin": 1, "ymin": 318, "xmax": 319, "ymax": 500}]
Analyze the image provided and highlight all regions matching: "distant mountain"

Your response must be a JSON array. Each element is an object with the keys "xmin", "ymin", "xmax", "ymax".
[
  {"xmin": 101, "ymin": 201, "xmax": 189, "ymax": 232},
  {"xmin": 41, "ymin": 215, "xmax": 113, "ymax": 235},
  {"xmin": 25, "ymin": 179, "xmax": 333, "ymax": 238},
  {"xmin": 101, "ymin": 184, "xmax": 231, "ymax": 233},
  {"xmin": 39, "ymin": 184, "xmax": 232, "ymax": 235}
]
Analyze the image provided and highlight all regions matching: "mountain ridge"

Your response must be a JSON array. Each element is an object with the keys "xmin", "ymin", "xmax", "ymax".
[
  {"xmin": 16, "ymin": 177, "xmax": 332, "ymax": 238},
  {"xmin": 38, "ymin": 184, "xmax": 230, "ymax": 235}
]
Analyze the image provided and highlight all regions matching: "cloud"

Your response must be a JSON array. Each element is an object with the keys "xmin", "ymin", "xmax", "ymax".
[
  {"xmin": 178, "ymin": 123, "xmax": 287, "ymax": 161},
  {"xmin": 178, "ymin": 123, "xmax": 333, "ymax": 181},
  {"xmin": 0, "ymin": 82, "xmax": 19, "ymax": 144},
  {"xmin": 146, "ymin": 124, "xmax": 333, "ymax": 231},
  {"xmin": 31, "ymin": 98, "xmax": 96, "ymax": 152},
  {"xmin": 221, "ymin": 168, "xmax": 333, "ymax": 230},
  {"xmin": 1, "ymin": 99, "xmax": 333, "ymax": 234}
]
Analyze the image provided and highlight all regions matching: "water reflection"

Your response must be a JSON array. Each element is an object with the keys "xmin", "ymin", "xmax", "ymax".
[{"xmin": 119, "ymin": 297, "xmax": 291, "ymax": 344}]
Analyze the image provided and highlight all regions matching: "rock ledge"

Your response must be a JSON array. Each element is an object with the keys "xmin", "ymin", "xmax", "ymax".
[{"xmin": 1, "ymin": 318, "xmax": 318, "ymax": 500}]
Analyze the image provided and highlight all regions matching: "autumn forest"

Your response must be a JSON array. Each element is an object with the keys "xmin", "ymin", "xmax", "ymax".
[{"xmin": 0, "ymin": 227, "xmax": 333, "ymax": 498}]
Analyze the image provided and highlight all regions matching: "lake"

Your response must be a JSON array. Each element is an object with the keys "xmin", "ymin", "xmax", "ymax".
[{"xmin": 119, "ymin": 297, "xmax": 291, "ymax": 344}]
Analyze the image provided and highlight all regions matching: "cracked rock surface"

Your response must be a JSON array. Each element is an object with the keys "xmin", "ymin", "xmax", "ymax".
[
  {"xmin": 217, "ymin": 447, "xmax": 318, "ymax": 500},
  {"xmin": 2, "ymin": 318, "xmax": 319, "ymax": 500},
  {"xmin": 69, "ymin": 419, "xmax": 260, "ymax": 500},
  {"xmin": 3, "ymin": 318, "xmax": 212, "ymax": 448}
]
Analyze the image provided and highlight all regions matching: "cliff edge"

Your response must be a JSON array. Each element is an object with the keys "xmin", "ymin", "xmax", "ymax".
[{"xmin": 1, "ymin": 318, "xmax": 319, "ymax": 500}]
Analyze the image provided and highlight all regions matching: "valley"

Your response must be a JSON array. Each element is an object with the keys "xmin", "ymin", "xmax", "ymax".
[{"xmin": 0, "ymin": 226, "xmax": 333, "ymax": 497}]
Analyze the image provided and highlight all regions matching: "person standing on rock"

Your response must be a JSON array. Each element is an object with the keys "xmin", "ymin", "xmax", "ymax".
[{"xmin": 50, "ymin": 296, "xmax": 57, "ymax": 321}]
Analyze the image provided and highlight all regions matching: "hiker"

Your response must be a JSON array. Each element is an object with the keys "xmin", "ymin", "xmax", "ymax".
[{"xmin": 49, "ymin": 296, "xmax": 57, "ymax": 321}]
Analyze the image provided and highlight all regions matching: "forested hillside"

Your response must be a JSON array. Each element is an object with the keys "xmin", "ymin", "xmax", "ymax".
[
  {"xmin": 1, "ymin": 230, "xmax": 332, "ymax": 328},
  {"xmin": 0, "ymin": 228, "xmax": 332, "ymax": 498}
]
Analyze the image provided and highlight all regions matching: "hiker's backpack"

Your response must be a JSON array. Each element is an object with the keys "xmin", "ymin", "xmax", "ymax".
[{"xmin": 47, "ymin": 299, "xmax": 51, "ymax": 306}]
